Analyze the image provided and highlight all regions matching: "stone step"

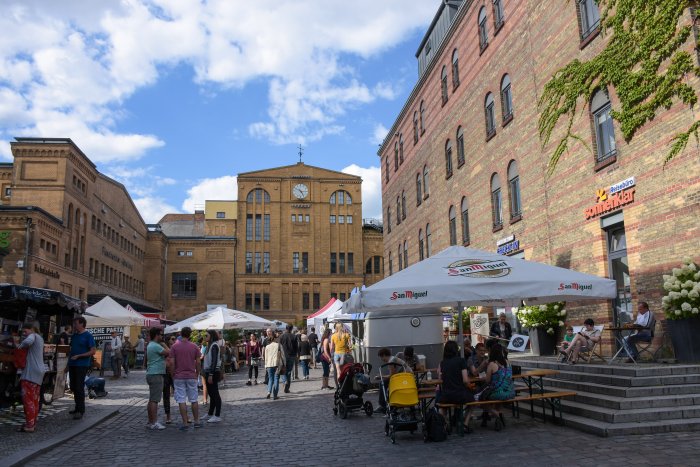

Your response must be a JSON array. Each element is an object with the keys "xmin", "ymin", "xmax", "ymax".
[
  {"xmin": 535, "ymin": 369, "xmax": 700, "ymax": 387},
  {"xmin": 553, "ymin": 399, "xmax": 700, "ymax": 423},
  {"xmin": 541, "ymin": 377, "xmax": 700, "ymax": 398},
  {"xmin": 513, "ymin": 357, "xmax": 700, "ymax": 377}
]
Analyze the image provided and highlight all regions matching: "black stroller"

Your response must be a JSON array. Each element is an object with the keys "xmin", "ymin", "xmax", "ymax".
[{"xmin": 333, "ymin": 359, "xmax": 373, "ymax": 419}]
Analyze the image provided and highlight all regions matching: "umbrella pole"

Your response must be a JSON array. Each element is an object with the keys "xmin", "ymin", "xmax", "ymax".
[{"xmin": 457, "ymin": 301, "xmax": 464, "ymax": 359}]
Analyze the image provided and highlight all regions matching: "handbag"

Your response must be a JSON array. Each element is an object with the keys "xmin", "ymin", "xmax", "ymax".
[{"xmin": 476, "ymin": 384, "xmax": 494, "ymax": 401}]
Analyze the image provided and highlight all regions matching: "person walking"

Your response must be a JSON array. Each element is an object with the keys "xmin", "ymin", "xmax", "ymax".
[
  {"xmin": 16, "ymin": 323, "xmax": 45, "ymax": 433},
  {"xmin": 146, "ymin": 327, "xmax": 169, "ymax": 430},
  {"xmin": 109, "ymin": 331, "xmax": 123, "ymax": 379},
  {"xmin": 263, "ymin": 334, "xmax": 285, "ymax": 400},
  {"xmin": 202, "ymin": 330, "xmax": 223, "ymax": 423},
  {"xmin": 68, "ymin": 316, "xmax": 96, "ymax": 420},
  {"xmin": 163, "ymin": 335, "xmax": 177, "ymax": 424},
  {"xmin": 170, "ymin": 327, "xmax": 202, "ymax": 431},
  {"xmin": 245, "ymin": 334, "xmax": 261, "ymax": 386},
  {"xmin": 199, "ymin": 339, "xmax": 208, "ymax": 406},
  {"xmin": 135, "ymin": 335, "xmax": 145, "ymax": 369},
  {"xmin": 261, "ymin": 328, "xmax": 273, "ymax": 385},
  {"xmin": 331, "ymin": 323, "xmax": 351, "ymax": 378},
  {"xmin": 279, "ymin": 324, "xmax": 298, "ymax": 393},
  {"xmin": 320, "ymin": 328, "xmax": 334, "ymax": 390},
  {"xmin": 307, "ymin": 327, "xmax": 319, "ymax": 369},
  {"xmin": 298, "ymin": 334, "xmax": 311, "ymax": 380},
  {"xmin": 121, "ymin": 336, "xmax": 133, "ymax": 377}
]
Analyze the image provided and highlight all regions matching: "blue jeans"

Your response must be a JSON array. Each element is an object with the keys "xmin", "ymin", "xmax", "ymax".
[
  {"xmin": 623, "ymin": 331, "xmax": 651, "ymax": 359},
  {"xmin": 266, "ymin": 367, "xmax": 279, "ymax": 396},
  {"xmin": 300, "ymin": 359, "xmax": 310, "ymax": 377},
  {"xmin": 284, "ymin": 356, "xmax": 296, "ymax": 389},
  {"xmin": 321, "ymin": 359, "xmax": 330, "ymax": 378}
]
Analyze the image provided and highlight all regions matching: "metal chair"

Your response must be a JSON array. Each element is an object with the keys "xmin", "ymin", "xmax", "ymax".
[{"xmin": 635, "ymin": 315, "xmax": 657, "ymax": 362}]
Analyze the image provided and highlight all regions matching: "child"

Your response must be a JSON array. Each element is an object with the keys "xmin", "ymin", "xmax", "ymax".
[{"xmin": 558, "ymin": 326, "xmax": 575, "ymax": 362}]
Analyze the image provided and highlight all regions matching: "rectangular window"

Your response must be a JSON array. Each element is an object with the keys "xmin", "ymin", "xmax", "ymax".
[
  {"xmin": 293, "ymin": 252, "xmax": 300, "ymax": 274},
  {"xmin": 171, "ymin": 273, "xmax": 197, "ymax": 299},
  {"xmin": 4, "ymin": 187, "xmax": 11, "ymax": 197},
  {"xmin": 374, "ymin": 256, "xmax": 381, "ymax": 274},
  {"xmin": 263, "ymin": 293, "xmax": 270, "ymax": 310},
  {"xmin": 263, "ymin": 252, "xmax": 270, "ymax": 273},
  {"xmin": 216, "ymin": 211, "xmax": 225, "ymax": 219},
  {"xmin": 254, "ymin": 293, "xmax": 261, "ymax": 311},
  {"xmin": 245, "ymin": 293, "xmax": 253, "ymax": 310},
  {"xmin": 339, "ymin": 252, "xmax": 346, "ymax": 274},
  {"xmin": 255, "ymin": 214, "xmax": 262, "ymax": 241},
  {"xmin": 347, "ymin": 252, "xmax": 354, "ymax": 274},
  {"xmin": 340, "ymin": 293, "xmax": 346, "ymax": 301},
  {"xmin": 302, "ymin": 293, "xmax": 310, "ymax": 310},
  {"xmin": 330, "ymin": 252, "xmax": 337, "ymax": 274},
  {"xmin": 246, "ymin": 214, "xmax": 253, "ymax": 241},
  {"xmin": 305, "ymin": 214, "xmax": 310, "ymax": 223},
  {"xmin": 302, "ymin": 252, "xmax": 309, "ymax": 273},
  {"xmin": 509, "ymin": 176, "xmax": 522, "ymax": 218},
  {"xmin": 330, "ymin": 215, "xmax": 336, "ymax": 224},
  {"xmin": 595, "ymin": 105, "xmax": 616, "ymax": 161},
  {"xmin": 292, "ymin": 214, "xmax": 296, "ymax": 223},
  {"xmin": 264, "ymin": 214, "xmax": 270, "ymax": 241},
  {"xmin": 492, "ymin": 189, "xmax": 503, "ymax": 227},
  {"xmin": 313, "ymin": 293, "xmax": 320, "ymax": 310},
  {"xmin": 331, "ymin": 292, "xmax": 338, "ymax": 299},
  {"xmin": 347, "ymin": 215, "xmax": 353, "ymax": 224},
  {"xmin": 338, "ymin": 215, "xmax": 345, "ymax": 224},
  {"xmin": 462, "ymin": 209, "xmax": 470, "ymax": 244},
  {"xmin": 255, "ymin": 252, "xmax": 262, "ymax": 274},
  {"xmin": 579, "ymin": 0, "xmax": 601, "ymax": 39},
  {"xmin": 246, "ymin": 252, "xmax": 253, "ymax": 273}
]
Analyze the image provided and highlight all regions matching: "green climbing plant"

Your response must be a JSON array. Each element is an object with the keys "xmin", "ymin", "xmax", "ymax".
[{"xmin": 538, "ymin": 0, "xmax": 700, "ymax": 175}]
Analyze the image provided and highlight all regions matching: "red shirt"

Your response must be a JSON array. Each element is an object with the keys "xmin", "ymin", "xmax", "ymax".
[{"xmin": 170, "ymin": 340, "xmax": 199, "ymax": 380}]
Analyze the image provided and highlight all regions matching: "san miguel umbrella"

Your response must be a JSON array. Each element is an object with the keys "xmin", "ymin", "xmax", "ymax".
[
  {"xmin": 343, "ymin": 245, "xmax": 617, "ymax": 356},
  {"xmin": 164, "ymin": 306, "xmax": 274, "ymax": 334}
]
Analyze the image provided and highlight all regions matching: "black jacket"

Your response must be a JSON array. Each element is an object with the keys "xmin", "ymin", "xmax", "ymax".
[
  {"xmin": 490, "ymin": 321, "xmax": 513, "ymax": 340},
  {"xmin": 279, "ymin": 332, "xmax": 298, "ymax": 357}
]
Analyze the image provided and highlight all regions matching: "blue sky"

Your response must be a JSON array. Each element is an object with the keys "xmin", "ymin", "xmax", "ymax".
[{"xmin": 0, "ymin": 0, "xmax": 439, "ymax": 222}]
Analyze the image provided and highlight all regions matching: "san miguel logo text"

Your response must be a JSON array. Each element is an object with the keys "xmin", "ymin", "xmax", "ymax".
[
  {"xmin": 445, "ymin": 259, "xmax": 511, "ymax": 278},
  {"xmin": 558, "ymin": 282, "xmax": 593, "ymax": 291},
  {"xmin": 390, "ymin": 290, "xmax": 428, "ymax": 300}
]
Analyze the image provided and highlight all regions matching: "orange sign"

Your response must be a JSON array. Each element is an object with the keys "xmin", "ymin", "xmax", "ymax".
[{"xmin": 584, "ymin": 187, "xmax": 635, "ymax": 219}]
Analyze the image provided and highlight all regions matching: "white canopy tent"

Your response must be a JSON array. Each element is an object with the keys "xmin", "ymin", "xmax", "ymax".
[
  {"xmin": 306, "ymin": 297, "xmax": 344, "ymax": 331},
  {"xmin": 164, "ymin": 306, "xmax": 274, "ymax": 333},
  {"xmin": 85, "ymin": 296, "xmax": 148, "ymax": 327},
  {"xmin": 343, "ymin": 246, "xmax": 617, "ymax": 357}
]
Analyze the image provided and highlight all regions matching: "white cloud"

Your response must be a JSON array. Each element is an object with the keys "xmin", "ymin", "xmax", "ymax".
[
  {"xmin": 370, "ymin": 123, "xmax": 389, "ymax": 146},
  {"xmin": 133, "ymin": 196, "xmax": 179, "ymax": 224},
  {"xmin": 341, "ymin": 164, "xmax": 381, "ymax": 220},
  {"xmin": 0, "ymin": 1, "xmax": 434, "ymax": 157},
  {"xmin": 182, "ymin": 175, "xmax": 238, "ymax": 213}
]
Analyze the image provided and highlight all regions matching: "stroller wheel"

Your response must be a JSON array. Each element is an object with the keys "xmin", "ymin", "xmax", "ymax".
[
  {"xmin": 339, "ymin": 402, "xmax": 348, "ymax": 419},
  {"xmin": 333, "ymin": 407, "xmax": 338, "ymax": 416},
  {"xmin": 363, "ymin": 401, "xmax": 373, "ymax": 417},
  {"xmin": 391, "ymin": 432, "xmax": 396, "ymax": 444},
  {"xmin": 384, "ymin": 420, "xmax": 390, "ymax": 436}
]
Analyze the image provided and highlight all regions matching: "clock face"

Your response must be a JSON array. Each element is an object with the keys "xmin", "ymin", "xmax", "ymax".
[{"xmin": 293, "ymin": 183, "xmax": 309, "ymax": 199}]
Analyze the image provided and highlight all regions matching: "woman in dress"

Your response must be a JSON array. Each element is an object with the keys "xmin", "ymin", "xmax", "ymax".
[
  {"xmin": 483, "ymin": 344, "xmax": 515, "ymax": 430},
  {"xmin": 320, "ymin": 328, "xmax": 334, "ymax": 390}
]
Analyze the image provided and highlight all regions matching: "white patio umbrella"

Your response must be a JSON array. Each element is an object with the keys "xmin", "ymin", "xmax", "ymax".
[
  {"xmin": 343, "ymin": 246, "xmax": 617, "ymax": 356},
  {"xmin": 164, "ymin": 306, "xmax": 274, "ymax": 333}
]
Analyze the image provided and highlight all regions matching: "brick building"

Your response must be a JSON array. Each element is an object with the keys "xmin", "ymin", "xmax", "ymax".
[
  {"xmin": 379, "ymin": 0, "xmax": 700, "ymax": 340},
  {"xmin": 1, "ymin": 138, "xmax": 384, "ymax": 323}
]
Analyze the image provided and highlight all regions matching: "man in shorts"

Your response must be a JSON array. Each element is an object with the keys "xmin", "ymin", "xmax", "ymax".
[
  {"xmin": 146, "ymin": 327, "xmax": 168, "ymax": 430},
  {"xmin": 169, "ymin": 327, "xmax": 202, "ymax": 430}
]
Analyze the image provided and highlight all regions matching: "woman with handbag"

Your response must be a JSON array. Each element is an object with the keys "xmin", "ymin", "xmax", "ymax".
[
  {"xmin": 202, "ymin": 330, "xmax": 222, "ymax": 423},
  {"xmin": 320, "ymin": 328, "xmax": 334, "ymax": 390},
  {"xmin": 245, "ymin": 334, "xmax": 261, "ymax": 386},
  {"xmin": 263, "ymin": 334, "xmax": 285, "ymax": 400}
]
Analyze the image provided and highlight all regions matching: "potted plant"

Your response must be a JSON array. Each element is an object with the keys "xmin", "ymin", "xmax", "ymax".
[
  {"xmin": 662, "ymin": 258, "xmax": 700, "ymax": 362},
  {"xmin": 515, "ymin": 302, "xmax": 566, "ymax": 356}
]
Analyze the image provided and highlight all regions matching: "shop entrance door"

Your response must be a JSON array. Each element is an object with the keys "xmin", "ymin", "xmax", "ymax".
[{"xmin": 607, "ymin": 225, "xmax": 632, "ymax": 327}]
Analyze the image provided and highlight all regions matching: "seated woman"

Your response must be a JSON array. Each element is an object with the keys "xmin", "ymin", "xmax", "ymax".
[
  {"xmin": 563, "ymin": 318, "xmax": 601, "ymax": 364},
  {"xmin": 436, "ymin": 341, "xmax": 474, "ymax": 424},
  {"xmin": 557, "ymin": 326, "xmax": 575, "ymax": 361},
  {"xmin": 395, "ymin": 346, "xmax": 419, "ymax": 371},
  {"xmin": 469, "ymin": 344, "xmax": 515, "ymax": 431}
]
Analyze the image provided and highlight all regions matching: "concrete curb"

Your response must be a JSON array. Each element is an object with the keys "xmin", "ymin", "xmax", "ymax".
[{"xmin": 0, "ymin": 408, "xmax": 119, "ymax": 467}]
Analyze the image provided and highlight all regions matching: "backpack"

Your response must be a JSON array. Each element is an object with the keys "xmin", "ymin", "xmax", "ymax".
[{"xmin": 424, "ymin": 408, "xmax": 448, "ymax": 442}]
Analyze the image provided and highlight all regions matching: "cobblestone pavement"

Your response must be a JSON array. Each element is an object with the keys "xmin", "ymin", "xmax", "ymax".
[{"xmin": 19, "ymin": 367, "xmax": 700, "ymax": 467}]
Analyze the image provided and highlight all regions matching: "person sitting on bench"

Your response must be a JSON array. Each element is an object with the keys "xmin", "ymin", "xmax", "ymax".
[
  {"xmin": 622, "ymin": 302, "xmax": 653, "ymax": 363},
  {"xmin": 562, "ymin": 318, "xmax": 601, "ymax": 364}
]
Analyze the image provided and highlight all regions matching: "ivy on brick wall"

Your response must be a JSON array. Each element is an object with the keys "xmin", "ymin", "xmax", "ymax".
[{"xmin": 538, "ymin": 0, "xmax": 699, "ymax": 175}]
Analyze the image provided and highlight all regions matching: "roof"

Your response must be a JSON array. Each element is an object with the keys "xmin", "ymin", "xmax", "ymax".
[{"xmin": 238, "ymin": 162, "xmax": 361, "ymax": 181}]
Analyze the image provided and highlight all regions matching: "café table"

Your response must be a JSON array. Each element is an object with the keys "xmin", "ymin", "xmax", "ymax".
[{"xmin": 513, "ymin": 369, "xmax": 560, "ymax": 417}]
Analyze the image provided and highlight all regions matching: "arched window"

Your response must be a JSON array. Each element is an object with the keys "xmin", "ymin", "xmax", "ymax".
[
  {"xmin": 456, "ymin": 127, "xmax": 465, "ymax": 166},
  {"xmin": 591, "ymin": 88, "xmax": 616, "ymax": 162},
  {"xmin": 403, "ymin": 241, "xmax": 408, "ymax": 269},
  {"xmin": 501, "ymin": 74, "xmax": 513, "ymax": 123},
  {"xmin": 441, "ymin": 66, "xmax": 448, "ymax": 105},
  {"xmin": 508, "ymin": 160, "xmax": 522, "ymax": 219},
  {"xmin": 330, "ymin": 190, "xmax": 352, "ymax": 204},
  {"xmin": 419, "ymin": 100, "xmax": 425, "ymax": 133},
  {"xmin": 423, "ymin": 165, "xmax": 430, "ymax": 198},
  {"xmin": 426, "ymin": 223, "xmax": 432, "ymax": 258},
  {"xmin": 330, "ymin": 192, "xmax": 336, "ymax": 204},
  {"xmin": 394, "ymin": 142, "xmax": 399, "ymax": 171},
  {"xmin": 396, "ymin": 196, "xmax": 401, "ymax": 225},
  {"xmin": 418, "ymin": 229, "xmax": 425, "ymax": 261},
  {"xmin": 398, "ymin": 244, "xmax": 403, "ymax": 271},
  {"xmin": 385, "ymin": 156, "xmax": 390, "ymax": 183},
  {"xmin": 246, "ymin": 188, "xmax": 270, "ymax": 203},
  {"xmin": 452, "ymin": 49, "xmax": 460, "ymax": 88},
  {"xmin": 416, "ymin": 174, "xmax": 422, "ymax": 206},
  {"xmin": 445, "ymin": 139, "xmax": 453, "ymax": 177},
  {"xmin": 399, "ymin": 135, "xmax": 404, "ymax": 163},
  {"xmin": 491, "ymin": 173, "xmax": 503, "ymax": 228},
  {"xmin": 461, "ymin": 196, "xmax": 470, "ymax": 245},
  {"xmin": 401, "ymin": 190, "xmax": 407, "ymax": 220},
  {"xmin": 386, "ymin": 207, "xmax": 392, "ymax": 234},
  {"xmin": 448, "ymin": 205, "xmax": 457, "ymax": 246},
  {"xmin": 413, "ymin": 111, "xmax": 419, "ymax": 143},
  {"xmin": 478, "ymin": 7, "xmax": 488, "ymax": 50},
  {"xmin": 493, "ymin": 0, "xmax": 505, "ymax": 29},
  {"xmin": 485, "ymin": 93, "xmax": 496, "ymax": 138},
  {"xmin": 389, "ymin": 251, "xmax": 393, "ymax": 275},
  {"xmin": 366, "ymin": 258, "xmax": 373, "ymax": 274}
]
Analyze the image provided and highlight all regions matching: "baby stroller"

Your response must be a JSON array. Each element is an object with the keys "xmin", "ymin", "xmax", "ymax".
[
  {"xmin": 333, "ymin": 359, "xmax": 373, "ymax": 419},
  {"xmin": 380, "ymin": 362, "xmax": 422, "ymax": 444}
]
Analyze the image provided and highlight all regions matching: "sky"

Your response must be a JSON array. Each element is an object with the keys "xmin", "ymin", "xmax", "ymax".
[{"xmin": 0, "ymin": 0, "xmax": 439, "ymax": 223}]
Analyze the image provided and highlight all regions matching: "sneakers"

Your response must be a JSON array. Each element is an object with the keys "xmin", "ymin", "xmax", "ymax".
[
  {"xmin": 193, "ymin": 422, "xmax": 203, "ymax": 429},
  {"xmin": 200, "ymin": 414, "xmax": 210, "ymax": 421},
  {"xmin": 246, "ymin": 380, "xmax": 252, "ymax": 386},
  {"xmin": 178, "ymin": 425, "xmax": 190, "ymax": 432},
  {"xmin": 207, "ymin": 416, "xmax": 222, "ymax": 423},
  {"xmin": 266, "ymin": 393, "xmax": 271, "ymax": 399},
  {"xmin": 149, "ymin": 422, "xmax": 166, "ymax": 430},
  {"xmin": 254, "ymin": 379, "xmax": 258, "ymax": 385}
]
